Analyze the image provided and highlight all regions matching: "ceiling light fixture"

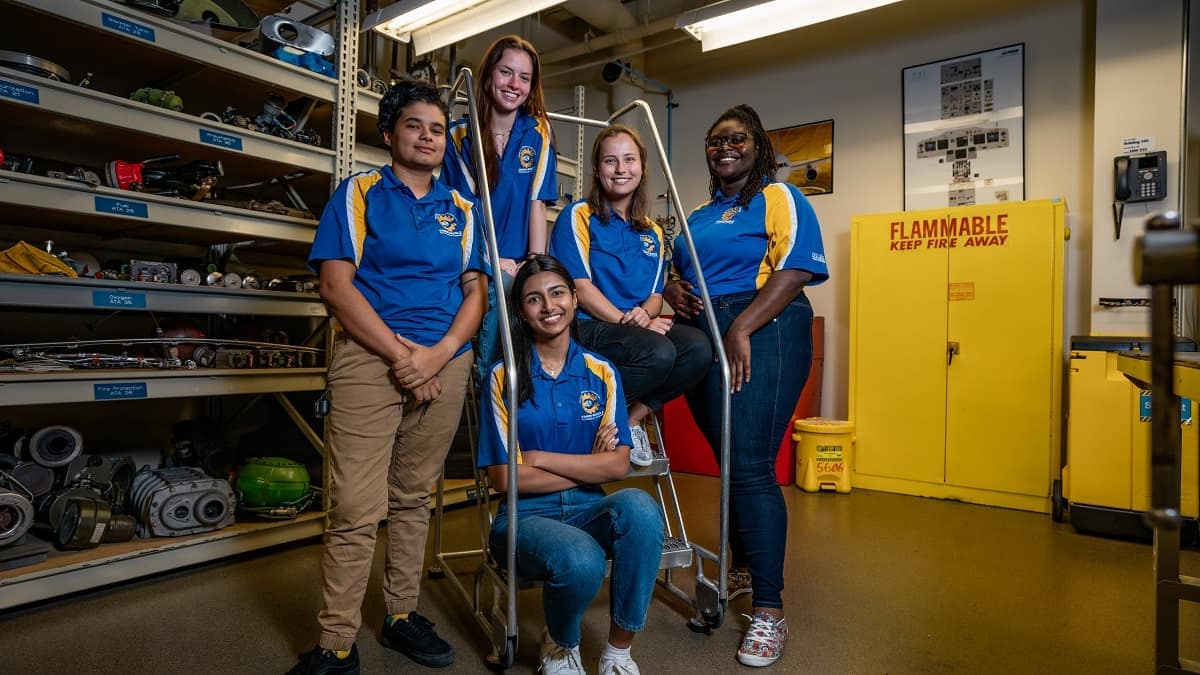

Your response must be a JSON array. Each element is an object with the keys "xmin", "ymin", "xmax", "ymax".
[
  {"xmin": 676, "ymin": 0, "xmax": 903, "ymax": 52},
  {"xmin": 363, "ymin": 0, "xmax": 567, "ymax": 55}
]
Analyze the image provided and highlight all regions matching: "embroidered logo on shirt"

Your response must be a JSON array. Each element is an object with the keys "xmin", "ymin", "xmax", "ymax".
[
  {"xmin": 719, "ymin": 206, "xmax": 741, "ymax": 224},
  {"xmin": 811, "ymin": 251, "xmax": 826, "ymax": 263},
  {"xmin": 580, "ymin": 390, "xmax": 603, "ymax": 420},
  {"xmin": 518, "ymin": 145, "xmax": 536, "ymax": 172},
  {"xmin": 436, "ymin": 213, "xmax": 462, "ymax": 237},
  {"xmin": 640, "ymin": 234, "xmax": 657, "ymax": 258}
]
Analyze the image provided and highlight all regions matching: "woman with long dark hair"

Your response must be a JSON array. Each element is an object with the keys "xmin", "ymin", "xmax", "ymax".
[
  {"xmin": 477, "ymin": 255, "xmax": 664, "ymax": 675},
  {"xmin": 665, "ymin": 104, "xmax": 829, "ymax": 668}
]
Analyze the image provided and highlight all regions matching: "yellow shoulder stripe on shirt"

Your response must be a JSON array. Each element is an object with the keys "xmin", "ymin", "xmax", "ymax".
[
  {"xmin": 450, "ymin": 123, "xmax": 475, "ymax": 193},
  {"xmin": 756, "ymin": 183, "xmax": 799, "ymax": 290},
  {"xmin": 571, "ymin": 203, "xmax": 594, "ymax": 278},
  {"xmin": 529, "ymin": 115, "xmax": 553, "ymax": 198},
  {"xmin": 582, "ymin": 354, "xmax": 619, "ymax": 427},
  {"xmin": 450, "ymin": 189, "xmax": 476, "ymax": 270},
  {"xmin": 346, "ymin": 171, "xmax": 384, "ymax": 266},
  {"xmin": 488, "ymin": 363, "xmax": 521, "ymax": 464}
]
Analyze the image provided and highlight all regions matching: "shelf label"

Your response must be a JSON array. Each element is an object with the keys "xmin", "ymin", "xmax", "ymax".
[
  {"xmin": 102, "ymin": 12, "xmax": 156, "ymax": 42},
  {"xmin": 199, "ymin": 129, "xmax": 244, "ymax": 151},
  {"xmin": 94, "ymin": 196, "xmax": 148, "ymax": 219},
  {"xmin": 1138, "ymin": 391, "xmax": 1194, "ymax": 424},
  {"xmin": 92, "ymin": 290, "xmax": 147, "ymax": 308},
  {"xmin": 94, "ymin": 383, "xmax": 148, "ymax": 400},
  {"xmin": 0, "ymin": 79, "xmax": 39, "ymax": 104}
]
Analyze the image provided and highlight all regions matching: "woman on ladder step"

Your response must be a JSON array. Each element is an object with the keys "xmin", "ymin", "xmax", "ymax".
[
  {"xmin": 665, "ymin": 104, "xmax": 828, "ymax": 668},
  {"xmin": 477, "ymin": 255, "xmax": 665, "ymax": 675},
  {"xmin": 548, "ymin": 124, "xmax": 711, "ymax": 466}
]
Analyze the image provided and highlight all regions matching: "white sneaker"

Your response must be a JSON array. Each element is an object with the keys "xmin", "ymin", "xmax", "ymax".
[
  {"xmin": 598, "ymin": 653, "xmax": 641, "ymax": 675},
  {"xmin": 540, "ymin": 628, "xmax": 586, "ymax": 675},
  {"xmin": 736, "ymin": 611, "xmax": 788, "ymax": 667},
  {"xmin": 629, "ymin": 425, "xmax": 654, "ymax": 467}
]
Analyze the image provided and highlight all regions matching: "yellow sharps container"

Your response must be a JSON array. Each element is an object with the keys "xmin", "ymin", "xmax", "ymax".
[{"xmin": 794, "ymin": 418, "xmax": 855, "ymax": 493}]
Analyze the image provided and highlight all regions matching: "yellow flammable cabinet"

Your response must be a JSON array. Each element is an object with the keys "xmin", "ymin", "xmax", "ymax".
[{"xmin": 849, "ymin": 198, "xmax": 1066, "ymax": 512}]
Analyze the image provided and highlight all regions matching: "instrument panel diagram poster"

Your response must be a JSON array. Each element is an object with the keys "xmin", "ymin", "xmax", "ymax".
[{"xmin": 903, "ymin": 44, "xmax": 1024, "ymax": 210}]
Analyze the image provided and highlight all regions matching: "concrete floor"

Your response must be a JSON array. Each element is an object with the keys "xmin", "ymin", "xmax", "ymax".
[{"xmin": 1, "ymin": 473, "xmax": 1197, "ymax": 674}]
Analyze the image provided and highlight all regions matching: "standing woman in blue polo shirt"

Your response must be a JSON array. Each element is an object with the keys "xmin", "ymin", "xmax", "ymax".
[
  {"xmin": 477, "ymin": 255, "xmax": 665, "ymax": 675},
  {"xmin": 549, "ymin": 124, "xmax": 711, "ymax": 465},
  {"xmin": 665, "ymin": 104, "xmax": 828, "ymax": 668},
  {"xmin": 290, "ymin": 81, "xmax": 487, "ymax": 675},
  {"xmin": 442, "ymin": 34, "xmax": 557, "ymax": 373}
]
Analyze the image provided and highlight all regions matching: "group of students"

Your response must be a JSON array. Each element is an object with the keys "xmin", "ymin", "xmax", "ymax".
[{"xmin": 291, "ymin": 34, "xmax": 828, "ymax": 675}]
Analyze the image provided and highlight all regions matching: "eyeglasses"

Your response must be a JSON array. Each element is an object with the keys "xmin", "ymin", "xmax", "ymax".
[{"xmin": 705, "ymin": 133, "xmax": 749, "ymax": 150}]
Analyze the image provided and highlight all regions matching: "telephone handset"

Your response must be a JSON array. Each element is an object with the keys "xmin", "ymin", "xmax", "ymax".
[{"xmin": 1112, "ymin": 150, "xmax": 1167, "ymax": 239}]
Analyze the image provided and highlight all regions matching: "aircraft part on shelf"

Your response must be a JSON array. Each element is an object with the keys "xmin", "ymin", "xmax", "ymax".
[
  {"xmin": 130, "ymin": 467, "xmax": 235, "ymax": 537},
  {"xmin": 260, "ymin": 15, "xmax": 335, "ymax": 56},
  {"xmin": 20, "ymin": 426, "xmax": 84, "ymax": 468},
  {"xmin": 0, "ymin": 488, "xmax": 35, "ymax": 547},
  {"xmin": 65, "ymin": 455, "xmax": 139, "ymax": 514},
  {"xmin": 56, "ymin": 496, "xmax": 137, "ymax": 549},
  {"xmin": 0, "ymin": 50, "xmax": 70, "ymax": 82},
  {"xmin": 176, "ymin": 0, "xmax": 259, "ymax": 31},
  {"xmin": 130, "ymin": 260, "xmax": 179, "ymax": 284},
  {"xmin": 5, "ymin": 462, "xmax": 54, "ymax": 498}
]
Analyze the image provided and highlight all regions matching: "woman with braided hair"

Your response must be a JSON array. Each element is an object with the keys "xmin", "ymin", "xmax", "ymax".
[{"xmin": 664, "ymin": 103, "xmax": 828, "ymax": 668}]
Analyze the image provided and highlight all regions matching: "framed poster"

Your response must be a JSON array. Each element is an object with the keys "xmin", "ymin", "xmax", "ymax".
[
  {"xmin": 768, "ymin": 119, "xmax": 833, "ymax": 196},
  {"xmin": 902, "ymin": 43, "xmax": 1024, "ymax": 210}
]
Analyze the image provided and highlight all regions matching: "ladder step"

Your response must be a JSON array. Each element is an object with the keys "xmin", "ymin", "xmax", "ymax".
[{"xmin": 625, "ymin": 454, "xmax": 670, "ymax": 478}]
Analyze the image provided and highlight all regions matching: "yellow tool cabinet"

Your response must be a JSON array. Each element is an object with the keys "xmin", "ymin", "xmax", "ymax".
[
  {"xmin": 1063, "ymin": 337, "xmax": 1198, "ymax": 539},
  {"xmin": 849, "ymin": 198, "xmax": 1067, "ymax": 512}
]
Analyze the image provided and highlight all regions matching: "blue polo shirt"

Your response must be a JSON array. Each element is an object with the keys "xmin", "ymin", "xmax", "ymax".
[
  {"xmin": 548, "ymin": 202, "xmax": 665, "ymax": 321},
  {"xmin": 477, "ymin": 340, "xmax": 632, "ymax": 499},
  {"xmin": 441, "ymin": 109, "xmax": 557, "ymax": 259},
  {"xmin": 308, "ymin": 165, "xmax": 486, "ymax": 356},
  {"xmin": 673, "ymin": 181, "xmax": 828, "ymax": 297}
]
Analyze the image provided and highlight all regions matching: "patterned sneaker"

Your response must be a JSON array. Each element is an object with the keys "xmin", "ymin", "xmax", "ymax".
[
  {"xmin": 629, "ymin": 425, "xmax": 654, "ymax": 467},
  {"xmin": 598, "ymin": 652, "xmax": 642, "ymax": 675},
  {"xmin": 728, "ymin": 566, "xmax": 752, "ymax": 600},
  {"xmin": 540, "ymin": 628, "xmax": 586, "ymax": 675},
  {"xmin": 381, "ymin": 611, "xmax": 455, "ymax": 668},
  {"xmin": 737, "ymin": 611, "xmax": 788, "ymax": 667},
  {"xmin": 286, "ymin": 644, "xmax": 360, "ymax": 675}
]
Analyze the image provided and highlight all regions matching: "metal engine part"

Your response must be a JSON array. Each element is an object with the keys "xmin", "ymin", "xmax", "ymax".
[
  {"xmin": 0, "ymin": 50, "xmax": 70, "ymax": 81},
  {"xmin": 20, "ymin": 426, "xmax": 84, "ymax": 468},
  {"xmin": 130, "ymin": 467, "xmax": 235, "ymax": 537},
  {"xmin": 36, "ymin": 485, "xmax": 103, "ymax": 531},
  {"xmin": 64, "ymin": 455, "xmax": 139, "ymax": 513},
  {"xmin": 0, "ymin": 488, "xmax": 34, "ymax": 547},
  {"xmin": 259, "ymin": 15, "xmax": 334, "ymax": 56},
  {"xmin": 6, "ymin": 462, "xmax": 54, "ymax": 497},
  {"xmin": 179, "ymin": 268, "xmax": 202, "ymax": 286},
  {"xmin": 130, "ymin": 259, "xmax": 178, "ymax": 284},
  {"xmin": 56, "ymin": 497, "xmax": 137, "ymax": 549}
]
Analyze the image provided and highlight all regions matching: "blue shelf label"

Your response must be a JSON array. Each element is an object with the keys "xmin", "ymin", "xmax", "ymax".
[
  {"xmin": 199, "ymin": 129, "xmax": 243, "ymax": 151},
  {"xmin": 94, "ymin": 382, "xmax": 148, "ymax": 400},
  {"xmin": 92, "ymin": 290, "xmax": 147, "ymax": 308},
  {"xmin": 1138, "ymin": 391, "xmax": 1194, "ymax": 424},
  {"xmin": 102, "ymin": 12, "xmax": 156, "ymax": 42},
  {"xmin": 94, "ymin": 196, "xmax": 148, "ymax": 218},
  {"xmin": 0, "ymin": 79, "xmax": 39, "ymax": 104}
]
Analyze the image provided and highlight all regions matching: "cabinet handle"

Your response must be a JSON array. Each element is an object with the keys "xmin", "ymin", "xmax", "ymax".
[{"xmin": 947, "ymin": 341, "xmax": 960, "ymax": 365}]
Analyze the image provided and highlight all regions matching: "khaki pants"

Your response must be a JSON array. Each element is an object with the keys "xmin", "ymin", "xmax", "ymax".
[{"xmin": 317, "ymin": 336, "xmax": 472, "ymax": 651}]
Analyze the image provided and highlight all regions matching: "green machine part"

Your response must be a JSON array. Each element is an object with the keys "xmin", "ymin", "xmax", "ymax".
[{"xmin": 236, "ymin": 457, "xmax": 310, "ymax": 507}]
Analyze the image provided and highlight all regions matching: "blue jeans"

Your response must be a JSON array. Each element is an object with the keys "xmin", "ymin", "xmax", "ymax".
[
  {"xmin": 683, "ymin": 291, "xmax": 813, "ymax": 609},
  {"xmin": 490, "ymin": 487, "xmax": 665, "ymax": 647}
]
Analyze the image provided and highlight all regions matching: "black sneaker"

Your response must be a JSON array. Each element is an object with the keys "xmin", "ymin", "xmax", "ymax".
[
  {"xmin": 380, "ymin": 611, "xmax": 455, "ymax": 668},
  {"xmin": 286, "ymin": 644, "xmax": 360, "ymax": 675}
]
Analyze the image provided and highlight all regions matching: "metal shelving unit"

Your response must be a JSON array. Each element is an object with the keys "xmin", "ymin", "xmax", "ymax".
[{"xmin": 0, "ymin": 0, "xmax": 365, "ymax": 609}]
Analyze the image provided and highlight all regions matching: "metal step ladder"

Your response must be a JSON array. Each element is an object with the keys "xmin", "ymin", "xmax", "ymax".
[{"xmin": 427, "ymin": 67, "xmax": 734, "ymax": 671}]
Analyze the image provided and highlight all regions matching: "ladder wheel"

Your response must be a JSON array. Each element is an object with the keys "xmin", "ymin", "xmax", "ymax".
[
  {"xmin": 428, "ymin": 566, "xmax": 445, "ymax": 579},
  {"xmin": 485, "ymin": 636, "xmax": 517, "ymax": 670},
  {"xmin": 687, "ymin": 617, "xmax": 711, "ymax": 634}
]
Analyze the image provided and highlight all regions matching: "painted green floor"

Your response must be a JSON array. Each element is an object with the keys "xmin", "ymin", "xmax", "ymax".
[{"xmin": 2, "ymin": 473, "xmax": 1196, "ymax": 674}]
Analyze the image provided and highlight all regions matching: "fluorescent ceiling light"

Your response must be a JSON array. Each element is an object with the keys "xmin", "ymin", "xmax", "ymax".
[
  {"xmin": 676, "ymin": 0, "xmax": 903, "ymax": 52},
  {"xmin": 364, "ymin": 0, "xmax": 566, "ymax": 51}
]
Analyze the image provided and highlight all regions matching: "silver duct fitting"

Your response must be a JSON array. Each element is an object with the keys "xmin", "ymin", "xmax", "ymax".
[
  {"xmin": 23, "ymin": 426, "xmax": 84, "ymax": 468},
  {"xmin": 0, "ymin": 489, "xmax": 35, "ymax": 547},
  {"xmin": 260, "ymin": 16, "xmax": 335, "ymax": 56},
  {"xmin": 130, "ymin": 467, "xmax": 236, "ymax": 538}
]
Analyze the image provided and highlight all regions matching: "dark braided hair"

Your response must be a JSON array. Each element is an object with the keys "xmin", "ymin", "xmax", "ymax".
[{"xmin": 706, "ymin": 104, "xmax": 777, "ymax": 208}]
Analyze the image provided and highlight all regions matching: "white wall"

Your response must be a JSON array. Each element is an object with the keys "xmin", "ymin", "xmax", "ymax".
[
  {"xmin": 1089, "ymin": 0, "xmax": 1185, "ymax": 336},
  {"xmin": 636, "ymin": 0, "xmax": 1093, "ymax": 418}
]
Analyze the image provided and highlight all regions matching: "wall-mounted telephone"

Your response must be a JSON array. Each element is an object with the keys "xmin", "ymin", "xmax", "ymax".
[{"xmin": 1112, "ymin": 150, "xmax": 1168, "ymax": 239}]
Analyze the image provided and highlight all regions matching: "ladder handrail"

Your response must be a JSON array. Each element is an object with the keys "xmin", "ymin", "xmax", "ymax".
[{"xmin": 444, "ymin": 67, "xmax": 522, "ymax": 638}]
